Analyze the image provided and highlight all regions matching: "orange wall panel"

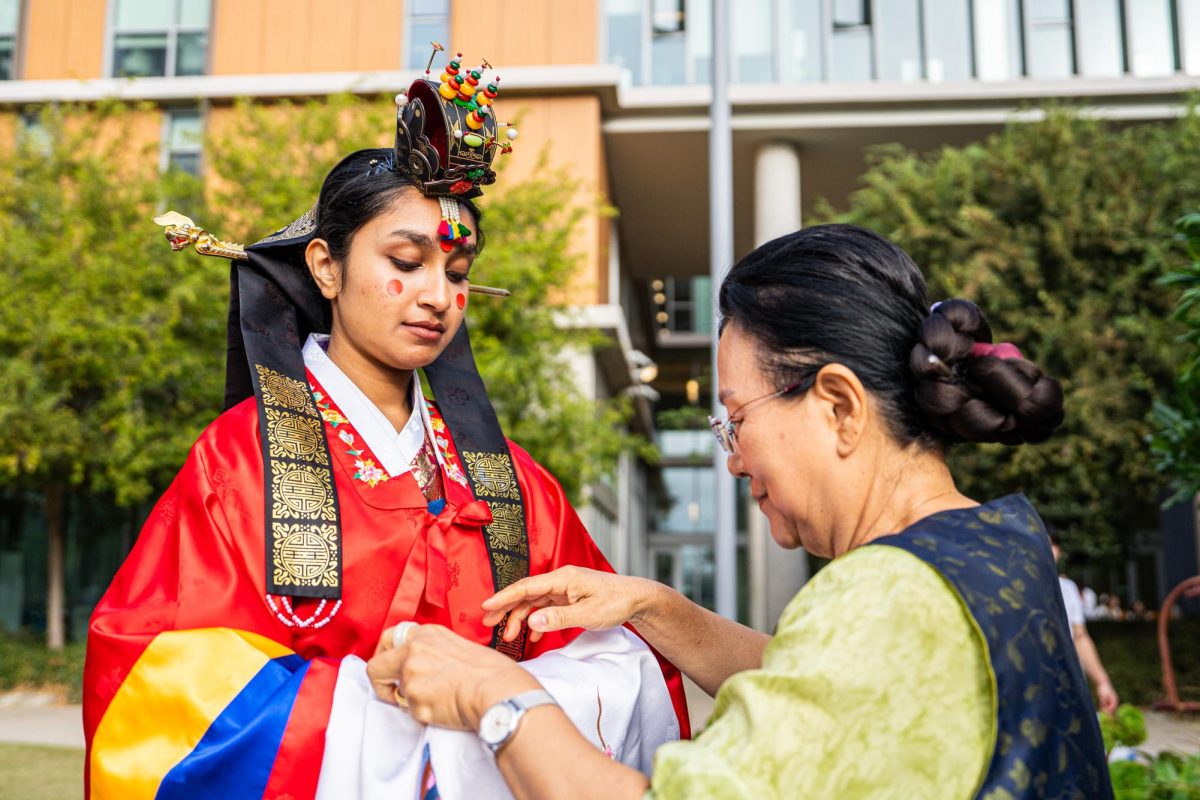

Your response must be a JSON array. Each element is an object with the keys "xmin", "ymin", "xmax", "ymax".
[
  {"xmin": 212, "ymin": 0, "xmax": 405, "ymax": 74},
  {"xmin": 452, "ymin": 0, "xmax": 597, "ymax": 67},
  {"xmin": 22, "ymin": 0, "xmax": 107, "ymax": 79},
  {"xmin": 496, "ymin": 94, "xmax": 605, "ymax": 304}
]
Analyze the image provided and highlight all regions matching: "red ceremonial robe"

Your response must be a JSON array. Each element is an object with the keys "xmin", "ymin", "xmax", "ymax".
[{"xmin": 83, "ymin": 373, "xmax": 689, "ymax": 800}]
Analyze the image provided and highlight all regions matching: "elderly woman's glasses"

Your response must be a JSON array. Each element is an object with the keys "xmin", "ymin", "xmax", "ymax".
[{"xmin": 707, "ymin": 376, "xmax": 814, "ymax": 455}]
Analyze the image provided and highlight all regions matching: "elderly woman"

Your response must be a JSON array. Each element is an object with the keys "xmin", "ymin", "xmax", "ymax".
[{"xmin": 369, "ymin": 224, "xmax": 1113, "ymax": 799}]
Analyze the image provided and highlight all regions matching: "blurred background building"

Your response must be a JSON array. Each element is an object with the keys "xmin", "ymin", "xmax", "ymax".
[{"xmin": 1, "ymin": 0, "xmax": 1198, "ymax": 637}]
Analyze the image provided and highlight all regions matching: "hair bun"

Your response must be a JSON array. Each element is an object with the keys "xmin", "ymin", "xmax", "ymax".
[{"xmin": 910, "ymin": 299, "xmax": 1064, "ymax": 445}]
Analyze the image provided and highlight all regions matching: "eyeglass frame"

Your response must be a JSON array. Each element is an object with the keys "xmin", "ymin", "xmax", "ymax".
[{"xmin": 707, "ymin": 370, "xmax": 820, "ymax": 455}]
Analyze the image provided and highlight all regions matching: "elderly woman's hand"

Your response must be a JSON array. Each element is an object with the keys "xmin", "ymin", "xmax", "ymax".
[
  {"xmin": 482, "ymin": 566, "xmax": 664, "ymax": 643},
  {"xmin": 367, "ymin": 624, "xmax": 540, "ymax": 730}
]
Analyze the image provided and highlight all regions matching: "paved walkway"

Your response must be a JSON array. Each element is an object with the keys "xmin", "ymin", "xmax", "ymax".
[{"xmin": 0, "ymin": 686, "xmax": 1196, "ymax": 756}]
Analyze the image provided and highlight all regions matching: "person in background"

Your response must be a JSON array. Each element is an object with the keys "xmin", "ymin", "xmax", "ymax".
[{"xmin": 1050, "ymin": 529, "xmax": 1120, "ymax": 714}]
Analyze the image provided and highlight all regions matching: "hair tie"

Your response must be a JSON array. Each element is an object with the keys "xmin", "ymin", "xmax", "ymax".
[
  {"xmin": 929, "ymin": 301, "xmax": 944, "ymax": 314},
  {"xmin": 970, "ymin": 341, "xmax": 1023, "ymax": 360}
]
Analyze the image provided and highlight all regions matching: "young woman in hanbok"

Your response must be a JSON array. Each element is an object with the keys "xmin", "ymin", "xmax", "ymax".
[
  {"xmin": 83, "ymin": 60, "xmax": 687, "ymax": 800},
  {"xmin": 374, "ymin": 224, "xmax": 1114, "ymax": 799}
]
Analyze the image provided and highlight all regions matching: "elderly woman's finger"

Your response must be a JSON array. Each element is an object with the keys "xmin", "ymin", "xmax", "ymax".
[
  {"xmin": 366, "ymin": 646, "xmax": 406, "ymax": 704},
  {"xmin": 481, "ymin": 569, "xmax": 579, "ymax": 612}
]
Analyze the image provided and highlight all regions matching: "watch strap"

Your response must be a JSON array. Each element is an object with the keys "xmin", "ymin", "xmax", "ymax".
[{"xmin": 507, "ymin": 689, "xmax": 556, "ymax": 713}]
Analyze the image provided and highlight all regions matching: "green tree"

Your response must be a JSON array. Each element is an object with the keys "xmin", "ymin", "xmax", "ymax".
[
  {"xmin": 0, "ymin": 103, "xmax": 225, "ymax": 647},
  {"xmin": 1151, "ymin": 213, "xmax": 1200, "ymax": 505},
  {"xmin": 820, "ymin": 108, "xmax": 1197, "ymax": 558}
]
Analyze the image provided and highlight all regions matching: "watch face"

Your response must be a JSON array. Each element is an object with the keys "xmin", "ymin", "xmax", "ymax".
[{"xmin": 480, "ymin": 703, "xmax": 516, "ymax": 746}]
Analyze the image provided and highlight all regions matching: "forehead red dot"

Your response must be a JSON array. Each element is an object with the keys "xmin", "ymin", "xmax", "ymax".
[{"xmin": 456, "ymin": 293, "xmax": 466, "ymax": 309}]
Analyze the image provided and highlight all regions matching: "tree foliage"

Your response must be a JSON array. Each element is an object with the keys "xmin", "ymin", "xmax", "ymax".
[
  {"xmin": 1151, "ymin": 213, "xmax": 1200, "ymax": 505},
  {"xmin": 820, "ymin": 108, "xmax": 1198, "ymax": 558},
  {"xmin": 0, "ymin": 102, "xmax": 224, "ymax": 506}
]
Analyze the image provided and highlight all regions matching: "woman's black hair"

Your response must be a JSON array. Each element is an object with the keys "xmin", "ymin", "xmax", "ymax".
[
  {"xmin": 717, "ymin": 223, "xmax": 1064, "ymax": 447},
  {"xmin": 313, "ymin": 147, "xmax": 485, "ymax": 264}
]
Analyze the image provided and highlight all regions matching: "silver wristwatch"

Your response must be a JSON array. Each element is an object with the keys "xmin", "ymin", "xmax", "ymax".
[{"xmin": 478, "ymin": 689, "xmax": 557, "ymax": 754}]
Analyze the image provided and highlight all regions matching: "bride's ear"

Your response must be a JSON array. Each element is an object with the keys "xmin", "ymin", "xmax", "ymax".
[{"xmin": 306, "ymin": 238, "xmax": 341, "ymax": 300}]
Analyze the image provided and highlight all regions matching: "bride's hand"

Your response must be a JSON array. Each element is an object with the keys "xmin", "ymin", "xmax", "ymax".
[{"xmin": 481, "ymin": 566, "xmax": 663, "ymax": 643}]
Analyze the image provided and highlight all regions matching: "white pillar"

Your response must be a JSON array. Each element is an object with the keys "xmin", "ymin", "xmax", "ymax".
[
  {"xmin": 754, "ymin": 142, "xmax": 803, "ymax": 244},
  {"xmin": 749, "ymin": 142, "xmax": 809, "ymax": 632}
]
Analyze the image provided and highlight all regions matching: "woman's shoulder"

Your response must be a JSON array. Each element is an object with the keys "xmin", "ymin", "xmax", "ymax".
[
  {"xmin": 186, "ymin": 397, "xmax": 262, "ymax": 469},
  {"xmin": 775, "ymin": 545, "xmax": 978, "ymax": 645}
]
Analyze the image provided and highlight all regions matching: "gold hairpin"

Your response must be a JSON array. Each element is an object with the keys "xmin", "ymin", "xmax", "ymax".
[{"xmin": 152, "ymin": 211, "xmax": 510, "ymax": 297}]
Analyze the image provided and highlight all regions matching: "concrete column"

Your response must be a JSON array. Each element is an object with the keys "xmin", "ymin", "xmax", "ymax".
[
  {"xmin": 749, "ymin": 142, "xmax": 809, "ymax": 632},
  {"xmin": 754, "ymin": 142, "xmax": 803, "ymax": 245}
]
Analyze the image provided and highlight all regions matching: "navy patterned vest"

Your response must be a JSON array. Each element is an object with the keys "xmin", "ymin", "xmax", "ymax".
[{"xmin": 870, "ymin": 495, "xmax": 1113, "ymax": 800}]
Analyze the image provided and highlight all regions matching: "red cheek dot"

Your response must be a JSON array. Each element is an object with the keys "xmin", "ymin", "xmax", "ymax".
[
  {"xmin": 456, "ymin": 293, "xmax": 466, "ymax": 309},
  {"xmin": 386, "ymin": 280, "xmax": 404, "ymax": 296}
]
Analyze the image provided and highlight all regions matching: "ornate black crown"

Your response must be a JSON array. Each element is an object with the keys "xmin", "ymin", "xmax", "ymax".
[{"xmin": 393, "ymin": 47, "xmax": 518, "ymax": 201}]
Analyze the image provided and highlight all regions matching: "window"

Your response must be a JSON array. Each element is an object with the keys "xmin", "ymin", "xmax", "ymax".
[
  {"xmin": 831, "ymin": 0, "xmax": 873, "ymax": 81},
  {"xmin": 0, "ymin": 0, "xmax": 18, "ymax": 80},
  {"xmin": 651, "ymin": 0, "xmax": 687, "ymax": 84},
  {"xmin": 1024, "ymin": 0, "xmax": 1074, "ymax": 78},
  {"xmin": 1076, "ymin": 0, "xmax": 1125, "ymax": 77},
  {"xmin": 1126, "ymin": 0, "xmax": 1176, "ymax": 76},
  {"xmin": 163, "ymin": 109, "xmax": 203, "ymax": 176},
  {"xmin": 779, "ymin": 0, "xmax": 823, "ymax": 82},
  {"xmin": 924, "ymin": 0, "xmax": 972, "ymax": 81},
  {"xmin": 110, "ymin": 0, "xmax": 210, "ymax": 78},
  {"xmin": 653, "ymin": 275, "xmax": 713, "ymax": 336},
  {"xmin": 974, "ymin": 0, "xmax": 1024, "ymax": 81},
  {"xmin": 405, "ymin": 0, "xmax": 450, "ymax": 71},
  {"xmin": 1182, "ymin": 0, "xmax": 1200, "ymax": 74}
]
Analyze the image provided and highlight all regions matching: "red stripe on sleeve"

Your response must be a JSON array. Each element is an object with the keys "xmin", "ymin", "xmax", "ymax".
[{"xmin": 262, "ymin": 657, "xmax": 340, "ymax": 800}]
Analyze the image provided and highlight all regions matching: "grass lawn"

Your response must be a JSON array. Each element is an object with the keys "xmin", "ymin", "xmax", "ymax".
[{"xmin": 0, "ymin": 744, "xmax": 83, "ymax": 800}]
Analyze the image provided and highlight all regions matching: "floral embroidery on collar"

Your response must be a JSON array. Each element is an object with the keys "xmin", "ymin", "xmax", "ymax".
[
  {"xmin": 311, "ymin": 388, "xmax": 390, "ymax": 488},
  {"xmin": 426, "ymin": 401, "xmax": 470, "ymax": 489},
  {"xmin": 353, "ymin": 458, "xmax": 388, "ymax": 487}
]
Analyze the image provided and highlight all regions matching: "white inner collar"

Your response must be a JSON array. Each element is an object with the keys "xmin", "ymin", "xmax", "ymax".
[{"xmin": 303, "ymin": 334, "xmax": 442, "ymax": 478}]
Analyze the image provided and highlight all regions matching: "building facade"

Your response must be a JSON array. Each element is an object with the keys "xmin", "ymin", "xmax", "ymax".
[{"xmin": 2, "ymin": 0, "xmax": 1199, "ymax": 636}]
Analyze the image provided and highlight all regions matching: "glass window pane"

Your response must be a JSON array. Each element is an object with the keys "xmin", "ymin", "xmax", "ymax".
[
  {"xmin": 116, "ymin": 0, "xmax": 172, "ymax": 29},
  {"xmin": 1027, "ymin": 23, "xmax": 1073, "ymax": 77},
  {"xmin": 177, "ymin": 0, "xmax": 211, "ymax": 28},
  {"xmin": 175, "ymin": 31, "xmax": 207, "ymax": 76},
  {"xmin": 975, "ymin": 0, "xmax": 1023, "ymax": 80},
  {"xmin": 0, "ymin": 39, "xmax": 12, "ymax": 81},
  {"xmin": 692, "ymin": 276, "xmax": 713, "ymax": 333},
  {"xmin": 0, "ymin": 0, "xmax": 19, "ymax": 36},
  {"xmin": 114, "ymin": 33, "xmax": 168, "ymax": 77},
  {"xmin": 834, "ymin": 0, "xmax": 869, "ymax": 26},
  {"xmin": 606, "ymin": 0, "xmax": 644, "ymax": 83},
  {"xmin": 168, "ymin": 152, "xmax": 201, "ymax": 176},
  {"xmin": 733, "ymin": 0, "xmax": 774, "ymax": 82},
  {"xmin": 1076, "ymin": 0, "xmax": 1123, "ymax": 77},
  {"xmin": 410, "ymin": 0, "xmax": 449, "ymax": 15},
  {"xmin": 1026, "ymin": 0, "xmax": 1070, "ymax": 22},
  {"xmin": 925, "ymin": 0, "xmax": 972, "ymax": 81},
  {"xmin": 831, "ymin": 27, "xmax": 873, "ymax": 81},
  {"xmin": 407, "ymin": 21, "xmax": 449, "ymax": 70},
  {"xmin": 651, "ymin": 32, "xmax": 687, "ymax": 83},
  {"xmin": 168, "ymin": 111, "xmax": 203, "ymax": 149},
  {"xmin": 1127, "ymin": 0, "xmax": 1176, "ymax": 76},
  {"xmin": 780, "ymin": 0, "xmax": 823, "ymax": 81},
  {"xmin": 653, "ymin": 0, "xmax": 685, "ymax": 34},
  {"xmin": 657, "ymin": 467, "xmax": 715, "ymax": 532},
  {"xmin": 877, "ymin": 0, "xmax": 921, "ymax": 81},
  {"xmin": 687, "ymin": 0, "xmax": 712, "ymax": 83},
  {"xmin": 1182, "ymin": 0, "xmax": 1200, "ymax": 75}
]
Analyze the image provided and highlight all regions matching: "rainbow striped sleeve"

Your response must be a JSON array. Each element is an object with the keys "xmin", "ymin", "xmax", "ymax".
[{"xmin": 88, "ymin": 627, "xmax": 334, "ymax": 800}]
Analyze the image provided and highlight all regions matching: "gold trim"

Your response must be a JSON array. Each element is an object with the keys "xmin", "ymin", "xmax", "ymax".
[
  {"xmin": 484, "ymin": 502, "xmax": 528, "ymax": 556},
  {"xmin": 462, "ymin": 451, "xmax": 521, "ymax": 500},
  {"xmin": 271, "ymin": 522, "xmax": 340, "ymax": 587}
]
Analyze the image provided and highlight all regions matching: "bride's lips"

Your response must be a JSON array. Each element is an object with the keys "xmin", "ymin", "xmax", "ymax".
[{"xmin": 403, "ymin": 320, "xmax": 445, "ymax": 341}]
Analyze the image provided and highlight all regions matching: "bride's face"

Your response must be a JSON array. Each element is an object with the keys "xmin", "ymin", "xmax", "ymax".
[{"xmin": 309, "ymin": 188, "xmax": 477, "ymax": 371}]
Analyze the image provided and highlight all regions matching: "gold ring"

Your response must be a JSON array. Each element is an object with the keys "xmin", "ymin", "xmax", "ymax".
[{"xmin": 392, "ymin": 684, "xmax": 409, "ymax": 708}]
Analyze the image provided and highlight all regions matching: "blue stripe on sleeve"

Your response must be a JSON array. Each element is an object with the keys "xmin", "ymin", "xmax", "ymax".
[{"xmin": 156, "ymin": 654, "xmax": 309, "ymax": 800}]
